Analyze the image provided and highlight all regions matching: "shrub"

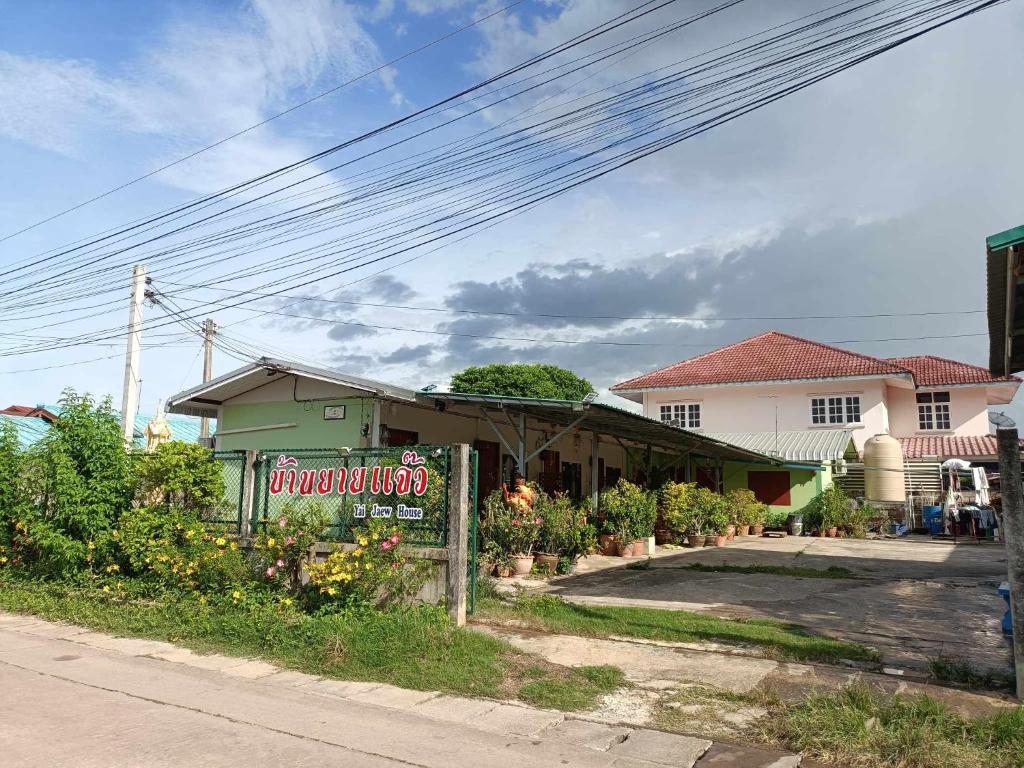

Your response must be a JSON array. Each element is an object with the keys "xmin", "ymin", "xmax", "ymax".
[
  {"xmin": 660, "ymin": 481, "xmax": 697, "ymax": 535},
  {"xmin": 306, "ymin": 518, "xmax": 432, "ymax": 611},
  {"xmin": 252, "ymin": 501, "xmax": 329, "ymax": 593},
  {"xmin": 535, "ymin": 493, "xmax": 595, "ymax": 561},
  {"xmin": 726, "ymin": 488, "xmax": 764, "ymax": 527},
  {"xmin": 135, "ymin": 441, "xmax": 225, "ymax": 513},
  {"xmin": 117, "ymin": 506, "xmax": 250, "ymax": 595},
  {"xmin": 690, "ymin": 487, "xmax": 730, "ymax": 535},
  {"xmin": 600, "ymin": 479, "xmax": 657, "ymax": 542},
  {"xmin": 480, "ymin": 488, "xmax": 542, "ymax": 558}
]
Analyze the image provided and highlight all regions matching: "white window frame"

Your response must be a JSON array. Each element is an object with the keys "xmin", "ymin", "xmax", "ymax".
[
  {"xmin": 809, "ymin": 394, "xmax": 862, "ymax": 426},
  {"xmin": 916, "ymin": 391, "xmax": 951, "ymax": 431},
  {"xmin": 658, "ymin": 401, "xmax": 701, "ymax": 429}
]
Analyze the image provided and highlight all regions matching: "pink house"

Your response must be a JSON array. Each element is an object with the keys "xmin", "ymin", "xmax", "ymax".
[{"xmin": 611, "ymin": 332, "xmax": 1021, "ymax": 462}]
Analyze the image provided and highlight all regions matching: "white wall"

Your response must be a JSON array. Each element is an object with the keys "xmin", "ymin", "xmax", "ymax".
[
  {"xmin": 642, "ymin": 379, "xmax": 891, "ymax": 451},
  {"xmin": 886, "ymin": 386, "xmax": 991, "ymax": 438}
]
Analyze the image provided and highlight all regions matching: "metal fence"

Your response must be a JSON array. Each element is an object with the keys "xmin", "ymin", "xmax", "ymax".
[
  {"xmin": 209, "ymin": 450, "xmax": 247, "ymax": 532},
  {"xmin": 252, "ymin": 446, "xmax": 452, "ymax": 547}
]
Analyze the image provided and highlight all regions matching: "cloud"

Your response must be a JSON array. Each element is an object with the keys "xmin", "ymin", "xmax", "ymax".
[
  {"xmin": 379, "ymin": 343, "xmax": 434, "ymax": 364},
  {"xmin": 0, "ymin": 1, "xmax": 398, "ymax": 193}
]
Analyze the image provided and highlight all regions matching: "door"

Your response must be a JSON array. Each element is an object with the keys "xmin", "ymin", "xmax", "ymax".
[
  {"xmin": 561, "ymin": 461, "xmax": 582, "ymax": 500},
  {"xmin": 385, "ymin": 428, "xmax": 419, "ymax": 447},
  {"xmin": 473, "ymin": 440, "xmax": 500, "ymax": 511},
  {"xmin": 539, "ymin": 450, "xmax": 561, "ymax": 494},
  {"xmin": 696, "ymin": 466, "xmax": 720, "ymax": 491}
]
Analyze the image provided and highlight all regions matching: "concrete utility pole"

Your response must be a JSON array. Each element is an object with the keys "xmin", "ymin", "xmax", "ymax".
[
  {"xmin": 120, "ymin": 265, "xmax": 146, "ymax": 445},
  {"xmin": 996, "ymin": 427, "xmax": 1024, "ymax": 699},
  {"xmin": 199, "ymin": 318, "xmax": 216, "ymax": 440}
]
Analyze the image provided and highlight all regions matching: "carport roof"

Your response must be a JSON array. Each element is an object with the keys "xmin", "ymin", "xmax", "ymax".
[
  {"xmin": 417, "ymin": 391, "xmax": 779, "ymax": 464},
  {"xmin": 704, "ymin": 430, "xmax": 857, "ymax": 463}
]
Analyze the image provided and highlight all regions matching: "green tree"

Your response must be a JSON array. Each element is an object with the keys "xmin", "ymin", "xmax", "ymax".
[
  {"xmin": 136, "ymin": 441, "xmax": 225, "ymax": 513},
  {"xmin": 449, "ymin": 364, "xmax": 594, "ymax": 400}
]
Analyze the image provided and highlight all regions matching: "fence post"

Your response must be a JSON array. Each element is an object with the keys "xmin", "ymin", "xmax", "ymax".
[
  {"xmin": 240, "ymin": 450, "xmax": 258, "ymax": 538},
  {"xmin": 447, "ymin": 443, "xmax": 470, "ymax": 627},
  {"xmin": 997, "ymin": 428, "xmax": 1024, "ymax": 699}
]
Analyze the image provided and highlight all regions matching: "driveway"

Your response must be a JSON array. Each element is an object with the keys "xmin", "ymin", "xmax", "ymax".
[{"xmin": 532, "ymin": 536, "xmax": 1012, "ymax": 673}]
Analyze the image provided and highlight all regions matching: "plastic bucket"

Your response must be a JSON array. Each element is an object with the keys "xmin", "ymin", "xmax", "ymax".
[
  {"xmin": 786, "ymin": 513, "xmax": 803, "ymax": 536},
  {"xmin": 922, "ymin": 505, "xmax": 942, "ymax": 521}
]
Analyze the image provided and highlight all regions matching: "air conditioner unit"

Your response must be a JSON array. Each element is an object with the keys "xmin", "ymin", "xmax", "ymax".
[
  {"xmin": 198, "ymin": 437, "xmax": 215, "ymax": 449},
  {"xmin": 833, "ymin": 459, "xmax": 847, "ymax": 477}
]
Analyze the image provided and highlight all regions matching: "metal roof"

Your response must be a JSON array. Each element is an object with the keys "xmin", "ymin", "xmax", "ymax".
[
  {"xmin": 703, "ymin": 430, "xmax": 856, "ymax": 463},
  {"xmin": 986, "ymin": 225, "xmax": 1024, "ymax": 376},
  {"xmin": 167, "ymin": 358, "xmax": 417, "ymax": 418},
  {"xmin": 418, "ymin": 391, "xmax": 780, "ymax": 464}
]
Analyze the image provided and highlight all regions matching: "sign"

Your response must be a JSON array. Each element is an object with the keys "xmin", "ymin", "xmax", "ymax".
[
  {"xmin": 323, "ymin": 405, "xmax": 347, "ymax": 420},
  {"xmin": 268, "ymin": 450, "xmax": 430, "ymax": 500}
]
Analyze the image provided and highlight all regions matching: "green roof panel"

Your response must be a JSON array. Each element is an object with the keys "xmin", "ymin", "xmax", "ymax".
[{"xmin": 987, "ymin": 224, "xmax": 1024, "ymax": 252}]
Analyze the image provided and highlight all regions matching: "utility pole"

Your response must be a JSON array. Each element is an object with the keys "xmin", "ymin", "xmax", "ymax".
[
  {"xmin": 996, "ymin": 427, "xmax": 1024, "ymax": 699},
  {"xmin": 200, "ymin": 318, "xmax": 216, "ymax": 440},
  {"xmin": 120, "ymin": 265, "xmax": 146, "ymax": 445}
]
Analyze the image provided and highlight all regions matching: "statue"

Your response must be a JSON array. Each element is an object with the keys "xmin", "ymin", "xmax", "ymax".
[{"xmin": 145, "ymin": 402, "xmax": 173, "ymax": 452}]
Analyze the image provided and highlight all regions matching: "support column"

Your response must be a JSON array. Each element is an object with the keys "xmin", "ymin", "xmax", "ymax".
[
  {"xmin": 240, "ymin": 450, "xmax": 258, "ymax": 538},
  {"xmin": 591, "ymin": 432, "xmax": 600, "ymax": 514},
  {"xmin": 446, "ymin": 443, "xmax": 470, "ymax": 627},
  {"xmin": 996, "ymin": 428, "xmax": 1024, "ymax": 699},
  {"xmin": 518, "ymin": 413, "xmax": 527, "ymax": 475},
  {"xmin": 120, "ymin": 264, "xmax": 146, "ymax": 445},
  {"xmin": 199, "ymin": 318, "xmax": 216, "ymax": 440}
]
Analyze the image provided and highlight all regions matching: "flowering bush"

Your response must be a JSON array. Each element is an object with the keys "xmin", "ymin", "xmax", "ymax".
[
  {"xmin": 480, "ymin": 489, "xmax": 542, "ymax": 558},
  {"xmin": 600, "ymin": 479, "xmax": 657, "ymax": 542},
  {"xmin": 252, "ymin": 501, "xmax": 329, "ymax": 594},
  {"xmin": 116, "ymin": 506, "xmax": 249, "ymax": 594},
  {"xmin": 306, "ymin": 518, "xmax": 431, "ymax": 611},
  {"xmin": 535, "ymin": 493, "xmax": 595, "ymax": 563}
]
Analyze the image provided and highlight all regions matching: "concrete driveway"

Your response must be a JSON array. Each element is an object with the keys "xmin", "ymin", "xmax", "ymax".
[{"xmin": 534, "ymin": 536, "xmax": 1012, "ymax": 673}]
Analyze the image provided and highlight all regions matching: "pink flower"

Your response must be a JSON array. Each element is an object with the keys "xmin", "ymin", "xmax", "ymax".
[
  {"xmin": 380, "ymin": 540, "xmax": 392, "ymax": 550},
  {"xmin": 534, "ymin": 518, "xmax": 542, "ymax": 525},
  {"xmin": 390, "ymin": 533, "xmax": 400, "ymax": 544},
  {"xmin": 286, "ymin": 536, "xmax": 295, "ymax": 545},
  {"xmin": 266, "ymin": 567, "xmax": 276, "ymax": 577},
  {"xmin": 276, "ymin": 559, "xmax": 285, "ymax": 567},
  {"xmin": 511, "ymin": 520, "xmax": 520, "ymax": 526},
  {"xmin": 278, "ymin": 517, "xmax": 288, "ymax": 528},
  {"xmin": 391, "ymin": 563, "xmax": 400, "ymax": 570}
]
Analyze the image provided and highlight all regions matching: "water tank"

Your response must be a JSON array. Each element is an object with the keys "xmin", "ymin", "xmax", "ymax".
[{"xmin": 863, "ymin": 433, "xmax": 905, "ymax": 502}]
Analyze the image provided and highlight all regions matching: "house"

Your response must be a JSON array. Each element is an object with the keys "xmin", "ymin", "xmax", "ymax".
[
  {"xmin": 165, "ymin": 357, "xmax": 783, "ymax": 513},
  {"xmin": 611, "ymin": 331, "xmax": 1021, "ymax": 467},
  {"xmin": 986, "ymin": 222, "xmax": 1024, "ymax": 377},
  {"xmin": 0, "ymin": 404, "xmax": 208, "ymax": 452}
]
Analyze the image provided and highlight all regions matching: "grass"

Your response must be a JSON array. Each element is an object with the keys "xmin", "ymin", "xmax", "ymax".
[
  {"xmin": 763, "ymin": 683, "xmax": 1024, "ymax": 768},
  {"xmin": 0, "ymin": 577, "xmax": 622, "ymax": 712},
  {"xmin": 682, "ymin": 563, "xmax": 855, "ymax": 579},
  {"xmin": 928, "ymin": 655, "xmax": 1016, "ymax": 691},
  {"xmin": 476, "ymin": 594, "xmax": 879, "ymax": 664}
]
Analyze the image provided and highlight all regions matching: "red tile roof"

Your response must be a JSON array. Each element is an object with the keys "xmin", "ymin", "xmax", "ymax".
[
  {"xmin": 0, "ymin": 405, "xmax": 58, "ymax": 422},
  {"xmin": 886, "ymin": 355, "xmax": 1020, "ymax": 387},
  {"xmin": 612, "ymin": 332, "xmax": 908, "ymax": 390},
  {"xmin": 898, "ymin": 435, "xmax": 1022, "ymax": 460},
  {"xmin": 612, "ymin": 332, "xmax": 1023, "ymax": 391}
]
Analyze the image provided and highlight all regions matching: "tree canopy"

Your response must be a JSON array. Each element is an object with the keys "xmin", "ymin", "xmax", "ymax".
[{"xmin": 449, "ymin": 364, "xmax": 594, "ymax": 401}]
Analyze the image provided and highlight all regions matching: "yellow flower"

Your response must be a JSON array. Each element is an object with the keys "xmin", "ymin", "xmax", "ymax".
[
  {"xmin": 357, "ymin": 536, "xmax": 369, "ymax": 547},
  {"xmin": 365, "ymin": 562, "xmax": 374, "ymax": 571},
  {"xmin": 282, "ymin": 597, "xmax": 294, "ymax": 607},
  {"xmin": 326, "ymin": 587, "xmax": 337, "ymax": 596},
  {"xmin": 105, "ymin": 564, "xmax": 120, "ymax": 573},
  {"xmin": 198, "ymin": 595, "xmax": 208, "ymax": 605},
  {"xmin": 87, "ymin": 541, "xmax": 96, "ymax": 550},
  {"xmin": 267, "ymin": 537, "xmax": 276, "ymax": 547},
  {"xmin": 231, "ymin": 590, "xmax": 242, "ymax": 600},
  {"xmin": 229, "ymin": 542, "xmax": 238, "ymax": 550},
  {"xmin": 102, "ymin": 585, "xmax": 111, "ymax": 593},
  {"xmin": 111, "ymin": 530, "xmax": 120, "ymax": 540},
  {"xmin": 0, "ymin": 557, "xmax": 8, "ymax": 565},
  {"xmin": 353, "ymin": 548, "xmax": 363, "ymax": 557},
  {"xmin": 185, "ymin": 530, "xmax": 195, "ymax": 540},
  {"xmin": 215, "ymin": 537, "xmax": 226, "ymax": 547}
]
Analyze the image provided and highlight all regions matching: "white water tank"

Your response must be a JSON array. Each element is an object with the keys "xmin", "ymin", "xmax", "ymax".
[{"xmin": 863, "ymin": 433, "xmax": 905, "ymax": 502}]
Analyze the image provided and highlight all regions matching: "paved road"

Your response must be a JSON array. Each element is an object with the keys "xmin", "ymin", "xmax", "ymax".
[{"xmin": 0, "ymin": 614, "xmax": 800, "ymax": 768}]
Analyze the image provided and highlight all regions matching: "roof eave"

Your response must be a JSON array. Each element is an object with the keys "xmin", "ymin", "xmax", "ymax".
[{"xmin": 612, "ymin": 372, "xmax": 912, "ymax": 394}]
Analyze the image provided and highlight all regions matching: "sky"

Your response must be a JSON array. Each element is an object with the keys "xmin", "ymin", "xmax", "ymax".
[{"xmin": 1, "ymin": 0, "xmax": 1023, "ymax": 424}]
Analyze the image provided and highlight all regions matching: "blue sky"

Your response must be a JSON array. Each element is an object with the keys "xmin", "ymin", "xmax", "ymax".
[{"xmin": 1, "ymin": 0, "xmax": 1024, "ymax": 424}]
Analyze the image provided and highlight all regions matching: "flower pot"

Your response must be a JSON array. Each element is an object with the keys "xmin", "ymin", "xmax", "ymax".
[
  {"xmin": 752, "ymin": 524, "xmax": 764, "ymax": 536},
  {"xmin": 535, "ymin": 553, "xmax": 559, "ymax": 573},
  {"xmin": 704, "ymin": 534, "xmax": 717, "ymax": 547},
  {"xmin": 687, "ymin": 534, "xmax": 705, "ymax": 548},
  {"xmin": 631, "ymin": 540, "xmax": 646, "ymax": 557},
  {"xmin": 655, "ymin": 529, "xmax": 673, "ymax": 545},
  {"xmin": 616, "ymin": 541, "xmax": 634, "ymax": 557},
  {"xmin": 499, "ymin": 566, "xmax": 514, "ymax": 578},
  {"xmin": 814, "ymin": 529, "xmax": 825, "ymax": 537},
  {"xmin": 726, "ymin": 524, "xmax": 736, "ymax": 541},
  {"xmin": 827, "ymin": 527, "xmax": 838, "ymax": 538},
  {"xmin": 738, "ymin": 524, "xmax": 751, "ymax": 536},
  {"xmin": 598, "ymin": 534, "xmax": 617, "ymax": 556},
  {"xmin": 511, "ymin": 555, "xmax": 534, "ymax": 576},
  {"xmin": 714, "ymin": 535, "xmax": 728, "ymax": 547}
]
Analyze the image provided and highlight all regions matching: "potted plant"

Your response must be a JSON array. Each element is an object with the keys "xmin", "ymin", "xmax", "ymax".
[
  {"xmin": 601, "ymin": 479, "xmax": 656, "ymax": 558},
  {"xmin": 817, "ymin": 484, "xmax": 849, "ymax": 539},
  {"xmin": 691, "ymin": 487, "xmax": 729, "ymax": 547},
  {"xmin": 727, "ymin": 489, "xmax": 760, "ymax": 536},
  {"xmin": 535, "ymin": 493, "xmax": 588, "ymax": 573},
  {"xmin": 479, "ymin": 488, "xmax": 541, "ymax": 576},
  {"xmin": 661, "ymin": 482, "xmax": 703, "ymax": 547},
  {"xmin": 751, "ymin": 501, "xmax": 768, "ymax": 536},
  {"xmin": 710, "ymin": 509, "xmax": 730, "ymax": 546}
]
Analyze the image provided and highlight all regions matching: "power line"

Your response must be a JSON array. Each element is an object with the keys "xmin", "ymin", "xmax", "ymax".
[{"xmin": 0, "ymin": 0, "xmax": 528, "ymax": 247}]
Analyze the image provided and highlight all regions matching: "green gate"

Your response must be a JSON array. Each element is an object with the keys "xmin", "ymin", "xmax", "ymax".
[{"xmin": 210, "ymin": 450, "xmax": 247, "ymax": 533}]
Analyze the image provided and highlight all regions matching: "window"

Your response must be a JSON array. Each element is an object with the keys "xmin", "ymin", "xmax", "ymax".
[
  {"xmin": 747, "ymin": 471, "xmax": 791, "ymax": 506},
  {"xmin": 917, "ymin": 391, "xmax": 951, "ymax": 430},
  {"xmin": 659, "ymin": 403, "xmax": 701, "ymax": 428},
  {"xmin": 810, "ymin": 395, "xmax": 861, "ymax": 425}
]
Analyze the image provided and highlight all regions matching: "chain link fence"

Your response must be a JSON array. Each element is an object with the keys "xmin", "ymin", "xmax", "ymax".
[{"xmin": 209, "ymin": 451, "xmax": 247, "ymax": 532}]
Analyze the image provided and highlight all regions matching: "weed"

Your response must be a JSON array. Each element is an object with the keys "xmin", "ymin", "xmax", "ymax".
[{"xmin": 928, "ymin": 655, "xmax": 1015, "ymax": 691}]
